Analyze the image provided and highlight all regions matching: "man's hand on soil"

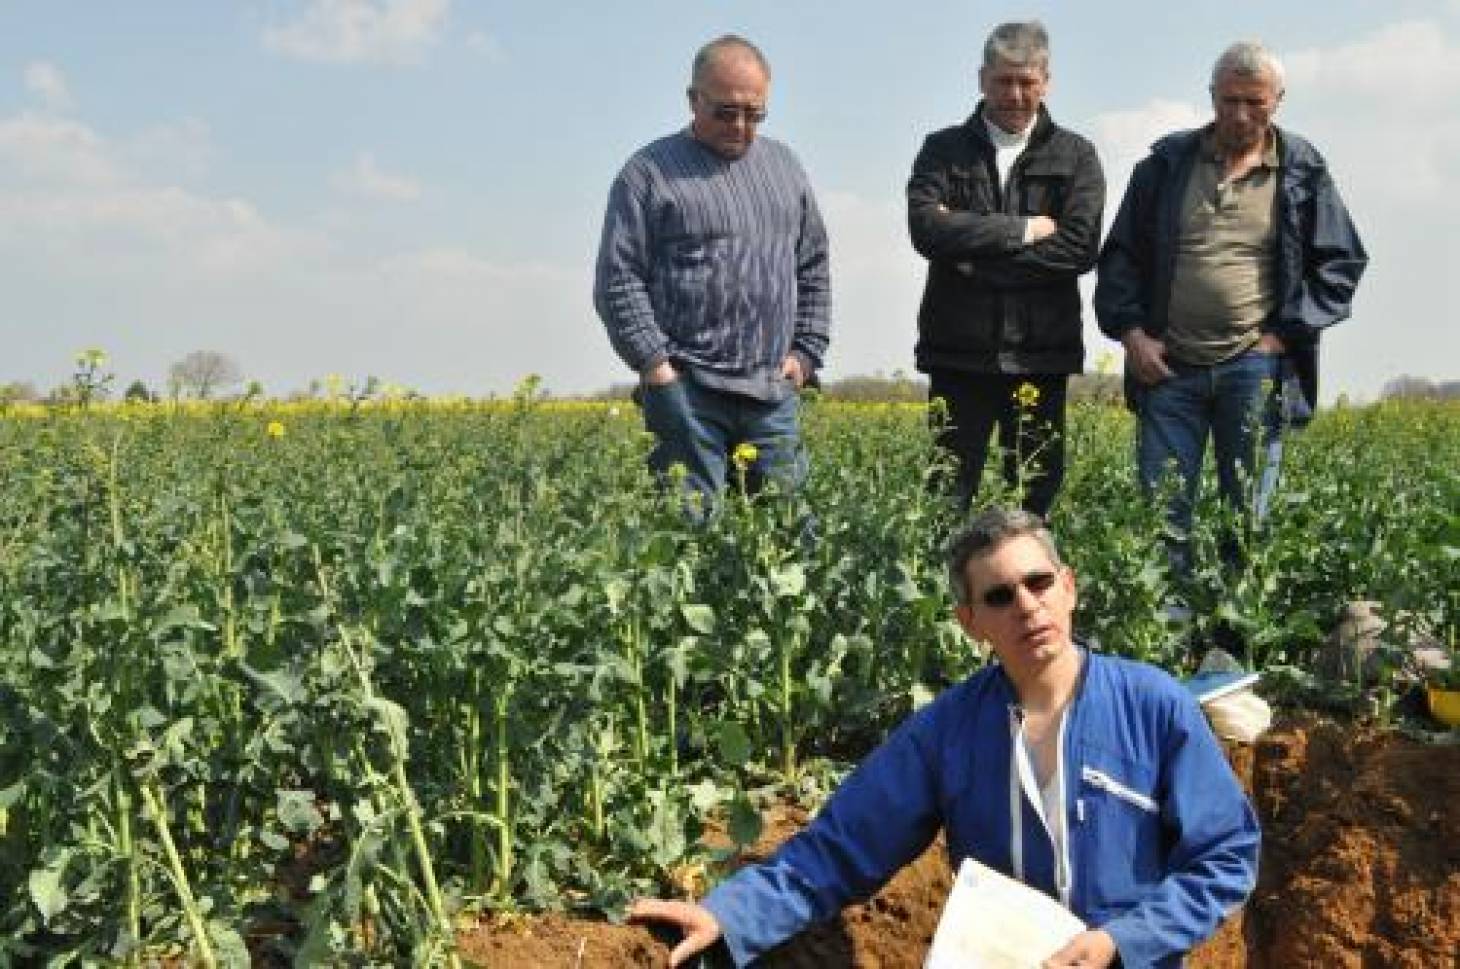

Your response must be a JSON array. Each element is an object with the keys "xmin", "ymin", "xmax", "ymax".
[
  {"xmin": 627, "ymin": 897, "xmax": 723, "ymax": 967},
  {"xmin": 1042, "ymin": 928, "xmax": 1118, "ymax": 968}
]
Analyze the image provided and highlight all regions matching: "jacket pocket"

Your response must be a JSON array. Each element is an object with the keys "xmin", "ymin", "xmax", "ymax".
[
  {"xmin": 1081, "ymin": 766, "xmax": 1158, "ymax": 814},
  {"xmin": 1078, "ymin": 760, "xmax": 1165, "ymax": 912},
  {"xmin": 1018, "ymin": 173, "xmax": 1066, "ymax": 217}
]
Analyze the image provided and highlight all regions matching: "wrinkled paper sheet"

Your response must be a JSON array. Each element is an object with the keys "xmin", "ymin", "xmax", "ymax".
[{"xmin": 924, "ymin": 857, "xmax": 1087, "ymax": 969}]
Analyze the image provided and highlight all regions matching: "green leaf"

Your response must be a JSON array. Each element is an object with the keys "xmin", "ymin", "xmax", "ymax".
[
  {"xmin": 364, "ymin": 696, "xmax": 410, "ymax": 753},
  {"xmin": 28, "ymin": 855, "xmax": 69, "ymax": 923},
  {"xmin": 277, "ymin": 789, "xmax": 325, "ymax": 835},
  {"xmin": 154, "ymin": 604, "xmax": 215, "ymax": 634},
  {"xmin": 0, "ymin": 779, "xmax": 25, "ymax": 809},
  {"xmin": 259, "ymin": 829, "xmax": 289, "ymax": 851},
  {"xmin": 241, "ymin": 663, "xmax": 306, "ymax": 706},
  {"xmin": 687, "ymin": 779, "xmax": 723, "ymax": 813},
  {"xmin": 727, "ymin": 796, "xmax": 763, "ymax": 849},
  {"xmin": 769, "ymin": 564, "xmax": 806, "ymax": 598},
  {"xmin": 646, "ymin": 793, "xmax": 686, "ymax": 868},
  {"xmin": 715, "ymin": 721, "xmax": 752, "ymax": 768},
  {"xmin": 208, "ymin": 921, "xmax": 251, "ymax": 969},
  {"xmin": 680, "ymin": 604, "xmax": 716, "ymax": 634}
]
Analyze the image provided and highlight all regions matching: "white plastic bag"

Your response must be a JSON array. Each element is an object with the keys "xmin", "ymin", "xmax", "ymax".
[{"xmin": 1204, "ymin": 688, "xmax": 1272, "ymax": 743}]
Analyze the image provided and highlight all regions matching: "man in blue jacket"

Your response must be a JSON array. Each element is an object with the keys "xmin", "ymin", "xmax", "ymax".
[
  {"xmin": 1095, "ymin": 41, "xmax": 1366, "ymax": 573},
  {"xmin": 630, "ymin": 507, "xmax": 1259, "ymax": 967}
]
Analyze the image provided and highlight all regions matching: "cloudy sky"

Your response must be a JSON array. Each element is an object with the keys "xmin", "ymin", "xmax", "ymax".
[{"xmin": 1, "ymin": 1, "xmax": 1454, "ymax": 400}]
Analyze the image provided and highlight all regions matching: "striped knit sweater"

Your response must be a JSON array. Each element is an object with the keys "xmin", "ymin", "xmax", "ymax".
[{"xmin": 594, "ymin": 129, "xmax": 831, "ymax": 402}]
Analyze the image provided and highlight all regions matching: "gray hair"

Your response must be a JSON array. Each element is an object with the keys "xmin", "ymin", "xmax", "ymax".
[
  {"xmin": 691, "ymin": 35, "xmax": 771, "ymax": 89},
  {"xmin": 982, "ymin": 21, "xmax": 1050, "ymax": 73},
  {"xmin": 1211, "ymin": 40, "xmax": 1285, "ymax": 94},
  {"xmin": 947, "ymin": 507, "xmax": 1063, "ymax": 606}
]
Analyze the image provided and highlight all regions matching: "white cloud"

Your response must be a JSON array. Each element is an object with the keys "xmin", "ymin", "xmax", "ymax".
[
  {"xmin": 0, "ymin": 113, "xmax": 117, "ymax": 185},
  {"xmin": 263, "ymin": 0, "xmax": 451, "ymax": 66},
  {"xmin": 1088, "ymin": 99, "xmax": 1206, "ymax": 195},
  {"xmin": 1282, "ymin": 20, "xmax": 1460, "ymax": 203},
  {"xmin": 465, "ymin": 31, "xmax": 504, "ymax": 63},
  {"xmin": 1285, "ymin": 20, "xmax": 1460, "ymax": 101},
  {"xmin": 818, "ymin": 189, "xmax": 923, "ymax": 379},
  {"xmin": 1277, "ymin": 19, "xmax": 1460, "ymax": 395},
  {"xmin": 330, "ymin": 151, "xmax": 422, "ymax": 201},
  {"xmin": 0, "ymin": 111, "xmax": 320, "ymax": 280},
  {"xmin": 23, "ymin": 61, "xmax": 72, "ymax": 111},
  {"xmin": 123, "ymin": 118, "xmax": 214, "ymax": 183},
  {"xmin": 380, "ymin": 247, "xmax": 568, "ymax": 282}
]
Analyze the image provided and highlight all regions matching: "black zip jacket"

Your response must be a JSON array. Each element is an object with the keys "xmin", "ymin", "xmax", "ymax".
[{"xmin": 908, "ymin": 103, "xmax": 1105, "ymax": 375}]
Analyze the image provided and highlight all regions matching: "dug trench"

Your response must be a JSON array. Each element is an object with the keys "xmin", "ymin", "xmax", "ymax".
[{"xmin": 456, "ymin": 717, "xmax": 1460, "ymax": 968}]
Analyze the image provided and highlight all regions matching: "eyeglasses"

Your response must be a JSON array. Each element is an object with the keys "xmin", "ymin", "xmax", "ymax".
[
  {"xmin": 977, "ymin": 569, "xmax": 1059, "ymax": 609},
  {"xmin": 696, "ymin": 94, "xmax": 768, "ymax": 125}
]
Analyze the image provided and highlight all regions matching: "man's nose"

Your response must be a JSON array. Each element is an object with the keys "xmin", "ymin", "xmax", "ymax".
[{"xmin": 1011, "ymin": 583, "xmax": 1042, "ymax": 612}]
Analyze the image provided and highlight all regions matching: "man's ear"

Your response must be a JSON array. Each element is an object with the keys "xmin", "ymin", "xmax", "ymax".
[{"xmin": 955, "ymin": 602, "xmax": 978, "ymax": 638}]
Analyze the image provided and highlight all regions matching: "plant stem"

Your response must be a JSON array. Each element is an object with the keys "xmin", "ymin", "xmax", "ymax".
[
  {"xmin": 139, "ymin": 778, "xmax": 217, "ymax": 969},
  {"xmin": 780, "ymin": 628, "xmax": 797, "ymax": 783},
  {"xmin": 494, "ymin": 690, "xmax": 512, "ymax": 908},
  {"xmin": 115, "ymin": 769, "xmax": 142, "ymax": 965}
]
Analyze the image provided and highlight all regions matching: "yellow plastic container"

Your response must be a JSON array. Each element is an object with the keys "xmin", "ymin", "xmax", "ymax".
[{"xmin": 1427, "ymin": 686, "xmax": 1460, "ymax": 727}]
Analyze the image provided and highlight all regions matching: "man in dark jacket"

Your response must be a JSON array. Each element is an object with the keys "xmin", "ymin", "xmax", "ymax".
[
  {"xmin": 1095, "ymin": 40, "xmax": 1366, "ymax": 573},
  {"xmin": 908, "ymin": 20, "xmax": 1104, "ymax": 518}
]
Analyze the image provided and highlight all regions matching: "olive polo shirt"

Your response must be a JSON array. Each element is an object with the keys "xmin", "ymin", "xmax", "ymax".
[{"xmin": 1165, "ymin": 129, "xmax": 1280, "ymax": 365}]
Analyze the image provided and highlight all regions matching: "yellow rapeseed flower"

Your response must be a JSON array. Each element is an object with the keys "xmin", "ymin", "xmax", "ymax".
[
  {"xmin": 266, "ymin": 420, "xmax": 286, "ymax": 439},
  {"xmin": 732, "ymin": 442, "xmax": 759, "ymax": 468},
  {"xmin": 1014, "ymin": 382, "xmax": 1041, "ymax": 408}
]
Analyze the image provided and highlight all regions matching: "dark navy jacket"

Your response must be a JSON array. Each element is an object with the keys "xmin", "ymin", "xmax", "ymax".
[
  {"xmin": 1094, "ymin": 125, "xmax": 1367, "ymax": 421},
  {"xmin": 702, "ymin": 652, "xmax": 1260, "ymax": 967}
]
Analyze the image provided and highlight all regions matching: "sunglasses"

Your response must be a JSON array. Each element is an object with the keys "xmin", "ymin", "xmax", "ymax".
[
  {"xmin": 976, "ymin": 569, "xmax": 1059, "ymax": 609},
  {"xmin": 698, "ymin": 95, "xmax": 768, "ymax": 125}
]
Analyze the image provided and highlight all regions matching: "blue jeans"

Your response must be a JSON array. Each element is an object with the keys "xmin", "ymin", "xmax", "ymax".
[
  {"xmin": 1135, "ymin": 349, "xmax": 1283, "ymax": 569},
  {"xmin": 640, "ymin": 378, "xmax": 806, "ymax": 501}
]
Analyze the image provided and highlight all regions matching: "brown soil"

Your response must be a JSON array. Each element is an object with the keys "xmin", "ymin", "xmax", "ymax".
[{"xmin": 456, "ymin": 719, "xmax": 1460, "ymax": 968}]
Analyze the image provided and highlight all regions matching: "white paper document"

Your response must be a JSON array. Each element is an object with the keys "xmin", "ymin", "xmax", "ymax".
[{"xmin": 924, "ymin": 857, "xmax": 1087, "ymax": 969}]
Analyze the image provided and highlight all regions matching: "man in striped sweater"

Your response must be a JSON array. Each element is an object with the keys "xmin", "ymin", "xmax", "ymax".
[{"xmin": 594, "ymin": 35, "xmax": 831, "ymax": 503}]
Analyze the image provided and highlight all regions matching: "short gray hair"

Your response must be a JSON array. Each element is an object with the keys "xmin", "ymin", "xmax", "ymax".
[
  {"xmin": 1211, "ymin": 40, "xmax": 1285, "ymax": 94},
  {"xmin": 691, "ymin": 35, "xmax": 771, "ymax": 89},
  {"xmin": 947, "ymin": 507, "xmax": 1063, "ymax": 606},
  {"xmin": 983, "ymin": 21, "xmax": 1050, "ymax": 73}
]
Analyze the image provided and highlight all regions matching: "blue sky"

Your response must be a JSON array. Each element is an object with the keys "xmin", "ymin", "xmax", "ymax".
[{"xmin": 2, "ymin": 1, "xmax": 1455, "ymax": 400}]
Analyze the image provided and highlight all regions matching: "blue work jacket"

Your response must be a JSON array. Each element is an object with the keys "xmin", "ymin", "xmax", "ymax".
[{"xmin": 702, "ymin": 650, "xmax": 1260, "ymax": 968}]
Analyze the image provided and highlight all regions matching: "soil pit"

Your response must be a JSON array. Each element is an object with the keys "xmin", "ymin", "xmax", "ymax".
[{"xmin": 456, "ymin": 718, "xmax": 1460, "ymax": 968}]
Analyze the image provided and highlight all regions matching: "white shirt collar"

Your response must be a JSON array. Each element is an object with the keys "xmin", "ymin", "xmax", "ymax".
[{"xmin": 984, "ymin": 116, "xmax": 1035, "ymax": 149}]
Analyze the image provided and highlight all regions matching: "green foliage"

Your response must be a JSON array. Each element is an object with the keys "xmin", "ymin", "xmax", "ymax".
[{"xmin": 0, "ymin": 397, "xmax": 1456, "ymax": 961}]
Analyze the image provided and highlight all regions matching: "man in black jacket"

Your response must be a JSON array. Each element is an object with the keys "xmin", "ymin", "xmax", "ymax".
[{"xmin": 908, "ymin": 20, "xmax": 1104, "ymax": 518}]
